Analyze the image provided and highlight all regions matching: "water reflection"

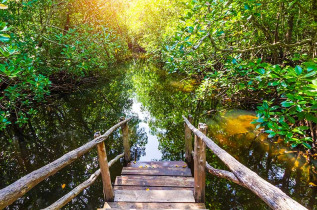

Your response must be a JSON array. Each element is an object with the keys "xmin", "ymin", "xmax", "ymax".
[
  {"xmin": 130, "ymin": 97, "xmax": 162, "ymax": 161},
  {"xmin": 1, "ymin": 62, "xmax": 316, "ymax": 209},
  {"xmin": 0, "ymin": 65, "xmax": 147, "ymax": 209},
  {"xmin": 128, "ymin": 63, "xmax": 316, "ymax": 209}
]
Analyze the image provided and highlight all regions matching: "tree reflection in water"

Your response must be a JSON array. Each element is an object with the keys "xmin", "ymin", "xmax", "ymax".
[
  {"xmin": 130, "ymin": 63, "xmax": 317, "ymax": 210},
  {"xmin": 1, "ymin": 62, "xmax": 316, "ymax": 209},
  {"xmin": 0, "ymin": 65, "xmax": 147, "ymax": 209}
]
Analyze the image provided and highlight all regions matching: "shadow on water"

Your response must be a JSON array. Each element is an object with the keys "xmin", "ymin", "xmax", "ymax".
[{"xmin": 1, "ymin": 62, "xmax": 316, "ymax": 209}]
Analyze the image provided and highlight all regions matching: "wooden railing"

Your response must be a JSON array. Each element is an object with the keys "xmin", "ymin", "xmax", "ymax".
[
  {"xmin": 183, "ymin": 115, "xmax": 307, "ymax": 210},
  {"xmin": 0, "ymin": 117, "xmax": 132, "ymax": 209}
]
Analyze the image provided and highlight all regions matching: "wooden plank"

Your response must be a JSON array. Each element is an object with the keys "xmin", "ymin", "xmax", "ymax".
[
  {"xmin": 95, "ymin": 132, "xmax": 114, "ymax": 201},
  {"xmin": 127, "ymin": 161, "xmax": 188, "ymax": 168},
  {"xmin": 114, "ymin": 186, "xmax": 193, "ymax": 191},
  {"xmin": 102, "ymin": 209, "xmax": 207, "ymax": 210},
  {"xmin": 122, "ymin": 167, "xmax": 192, "ymax": 176},
  {"xmin": 194, "ymin": 123, "xmax": 206, "ymax": 203},
  {"xmin": 185, "ymin": 114, "xmax": 194, "ymax": 166},
  {"xmin": 120, "ymin": 117, "xmax": 131, "ymax": 162},
  {"xmin": 113, "ymin": 190, "xmax": 195, "ymax": 202},
  {"xmin": 103, "ymin": 202, "xmax": 207, "ymax": 209},
  {"xmin": 115, "ymin": 176, "xmax": 194, "ymax": 187}
]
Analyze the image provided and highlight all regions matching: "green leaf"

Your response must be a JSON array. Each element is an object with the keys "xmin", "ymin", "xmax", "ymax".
[
  {"xmin": 307, "ymin": 65, "xmax": 316, "ymax": 72},
  {"xmin": 0, "ymin": 4, "xmax": 8, "ymax": 9},
  {"xmin": 256, "ymin": 68, "xmax": 265, "ymax": 74},
  {"xmin": 304, "ymin": 71, "xmax": 317, "ymax": 78},
  {"xmin": 296, "ymin": 105, "xmax": 303, "ymax": 112},
  {"xmin": 0, "ymin": 34, "xmax": 10, "ymax": 42},
  {"xmin": 298, "ymin": 126, "xmax": 309, "ymax": 130},
  {"xmin": 291, "ymin": 143, "xmax": 298, "ymax": 148},
  {"xmin": 265, "ymin": 130, "xmax": 276, "ymax": 138},
  {"xmin": 281, "ymin": 101, "xmax": 294, "ymax": 107},
  {"xmin": 287, "ymin": 116, "xmax": 296, "ymax": 124},
  {"xmin": 302, "ymin": 142, "xmax": 312, "ymax": 149},
  {"xmin": 295, "ymin": 65, "xmax": 302, "ymax": 75}
]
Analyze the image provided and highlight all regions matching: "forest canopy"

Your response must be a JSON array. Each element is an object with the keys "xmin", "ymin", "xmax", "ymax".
[{"xmin": 1, "ymin": 0, "xmax": 317, "ymax": 154}]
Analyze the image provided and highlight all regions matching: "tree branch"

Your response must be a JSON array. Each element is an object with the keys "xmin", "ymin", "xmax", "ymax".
[{"xmin": 206, "ymin": 162, "xmax": 245, "ymax": 187}]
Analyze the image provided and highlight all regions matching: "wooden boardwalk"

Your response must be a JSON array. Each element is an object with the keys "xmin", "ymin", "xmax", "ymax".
[{"xmin": 100, "ymin": 161, "xmax": 206, "ymax": 209}]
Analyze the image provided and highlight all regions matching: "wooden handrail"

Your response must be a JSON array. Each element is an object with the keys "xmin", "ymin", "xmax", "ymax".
[
  {"xmin": 0, "ymin": 117, "xmax": 131, "ymax": 209},
  {"xmin": 183, "ymin": 115, "xmax": 307, "ymax": 210},
  {"xmin": 43, "ymin": 153, "xmax": 124, "ymax": 210}
]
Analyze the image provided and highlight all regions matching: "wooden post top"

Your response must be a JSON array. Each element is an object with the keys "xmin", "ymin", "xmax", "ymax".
[
  {"xmin": 198, "ymin": 123, "xmax": 207, "ymax": 132},
  {"xmin": 94, "ymin": 132, "xmax": 101, "ymax": 138}
]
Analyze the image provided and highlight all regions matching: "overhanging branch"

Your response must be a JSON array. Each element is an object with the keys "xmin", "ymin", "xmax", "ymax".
[{"xmin": 192, "ymin": 31, "xmax": 312, "ymax": 54}]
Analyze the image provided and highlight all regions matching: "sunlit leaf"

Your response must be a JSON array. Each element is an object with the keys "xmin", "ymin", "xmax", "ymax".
[{"xmin": 0, "ymin": 4, "xmax": 8, "ymax": 9}]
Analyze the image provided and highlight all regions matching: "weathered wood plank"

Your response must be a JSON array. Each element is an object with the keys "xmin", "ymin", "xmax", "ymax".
[
  {"xmin": 122, "ymin": 167, "xmax": 192, "ymax": 176},
  {"xmin": 183, "ymin": 116, "xmax": 307, "ymax": 210},
  {"xmin": 104, "ymin": 202, "xmax": 206, "ymax": 209},
  {"xmin": 115, "ymin": 175, "xmax": 194, "ymax": 187},
  {"xmin": 101, "ymin": 209, "xmax": 207, "ymax": 210},
  {"xmin": 127, "ymin": 161, "xmax": 188, "ymax": 168},
  {"xmin": 113, "ymin": 185, "xmax": 193, "ymax": 191},
  {"xmin": 95, "ymin": 132, "xmax": 114, "ymax": 202},
  {"xmin": 120, "ymin": 117, "xmax": 131, "ymax": 162},
  {"xmin": 194, "ymin": 123, "xmax": 207, "ymax": 203},
  {"xmin": 185, "ymin": 114, "xmax": 194, "ymax": 166},
  {"xmin": 113, "ymin": 190, "xmax": 195, "ymax": 202}
]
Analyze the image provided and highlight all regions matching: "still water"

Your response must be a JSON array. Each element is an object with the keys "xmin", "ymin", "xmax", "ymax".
[
  {"xmin": 130, "ymin": 97, "xmax": 162, "ymax": 161},
  {"xmin": 0, "ymin": 62, "xmax": 316, "ymax": 209}
]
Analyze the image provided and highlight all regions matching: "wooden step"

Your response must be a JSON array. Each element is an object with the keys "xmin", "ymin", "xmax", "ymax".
[
  {"xmin": 101, "ymin": 209, "xmax": 207, "ymax": 210},
  {"xmin": 128, "ymin": 161, "xmax": 188, "ymax": 168},
  {"xmin": 99, "ymin": 161, "xmax": 202, "ymax": 209},
  {"xmin": 101, "ymin": 202, "xmax": 206, "ymax": 209},
  {"xmin": 113, "ymin": 190, "xmax": 195, "ymax": 202},
  {"xmin": 114, "ymin": 185, "xmax": 194, "ymax": 191},
  {"xmin": 97, "ymin": 208, "xmax": 207, "ymax": 210},
  {"xmin": 114, "ymin": 175, "xmax": 194, "ymax": 187},
  {"xmin": 122, "ymin": 167, "xmax": 192, "ymax": 176}
]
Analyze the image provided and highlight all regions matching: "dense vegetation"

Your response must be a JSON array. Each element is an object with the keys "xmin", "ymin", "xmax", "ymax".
[
  {"xmin": 1, "ymin": 0, "xmax": 317, "ymax": 208},
  {"xmin": 0, "ymin": 0, "xmax": 128, "ymax": 131},
  {"xmin": 158, "ymin": 0, "xmax": 317, "ymax": 154},
  {"xmin": 1, "ymin": 0, "xmax": 316, "ymax": 166}
]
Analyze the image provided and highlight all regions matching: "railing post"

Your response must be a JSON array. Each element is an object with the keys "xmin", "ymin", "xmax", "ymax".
[
  {"xmin": 185, "ymin": 114, "xmax": 193, "ymax": 167},
  {"xmin": 120, "ymin": 116, "xmax": 131, "ymax": 162},
  {"xmin": 94, "ymin": 132, "xmax": 114, "ymax": 202},
  {"xmin": 194, "ymin": 123, "xmax": 207, "ymax": 203}
]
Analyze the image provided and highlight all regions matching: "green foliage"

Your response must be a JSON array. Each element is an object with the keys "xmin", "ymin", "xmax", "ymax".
[
  {"xmin": 123, "ymin": 0, "xmax": 187, "ymax": 54},
  {"xmin": 195, "ymin": 58, "xmax": 317, "ymax": 150},
  {"xmin": 160, "ymin": 0, "xmax": 317, "ymax": 151},
  {"xmin": 0, "ymin": 0, "xmax": 129, "ymax": 130},
  {"xmin": 246, "ymin": 61, "xmax": 316, "ymax": 149}
]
